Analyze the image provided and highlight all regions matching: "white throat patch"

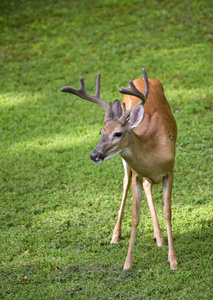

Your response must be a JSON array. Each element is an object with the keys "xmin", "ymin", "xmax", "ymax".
[{"xmin": 120, "ymin": 148, "xmax": 132, "ymax": 157}]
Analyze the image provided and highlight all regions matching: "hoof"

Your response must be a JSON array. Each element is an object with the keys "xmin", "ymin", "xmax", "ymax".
[
  {"xmin": 123, "ymin": 259, "xmax": 133, "ymax": 270},
  {"xmin": 110, "ymin": 232, "xmax": 121, "ymax": 244},
  {"xmin": 168, "ymin": 258, "xmax": 178, "ymax": 270}
]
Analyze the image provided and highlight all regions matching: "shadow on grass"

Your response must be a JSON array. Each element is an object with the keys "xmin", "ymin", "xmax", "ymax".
[{"xmin": 0, "ymin": 219, "xmax": 212, "ymax": 299}]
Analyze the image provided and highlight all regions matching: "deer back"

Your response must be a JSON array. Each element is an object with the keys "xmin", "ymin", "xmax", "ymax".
[{"xmin": 122, "ymin": 78, "xmax": 177, "ymax": 141}]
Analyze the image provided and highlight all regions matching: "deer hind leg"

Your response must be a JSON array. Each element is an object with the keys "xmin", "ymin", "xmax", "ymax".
[
  {"xmin": 162, "ymin": 173, "xmax": 178, "ymax": 270},
  {"xmin": 143, "ymin": 178, "xmax": 164, "ymax": 246},
  {"xmin": 123, "ymin": 171, "xmax": 142, "ymax": 270},
  {"xmin": 110, "ymin": 159, "xmax": 131, "ymax": 244}
]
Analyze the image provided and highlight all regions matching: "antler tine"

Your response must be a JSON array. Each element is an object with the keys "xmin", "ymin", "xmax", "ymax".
[
  {"xmin": 122, "ymin": 102, "xmax": 126, "ymax": 113},
  {"xmin": 61, "ymin": 74, "xmax": 108, "ymax": 111},
  {"xmin": 117, "ymin": 68, "xmax": 149, "ymax": 125},
  {"xmin": 119, "ymin": 68, "xmax": 149, "ymax": 105},
  {"xmin": 104, "ymin": 101, "xmax": 112, "ymax": 123},
  {"xmin": 95, "ymin": 73, "xmax": 101, "ymax": 98},
  {"xmin": 119, "ymin": 80, "xmax": 146, "ymax": 104},
  {"xmin": 118, "ymin": 101, "xmax": 142, "ymax": 124},
  {"xmin": 142, "ymin": 68, "xmax": 149, "ymax": 99},
  {"xmin": 79, "ymin": 77, "xmax": 85, "ymax": 91}
]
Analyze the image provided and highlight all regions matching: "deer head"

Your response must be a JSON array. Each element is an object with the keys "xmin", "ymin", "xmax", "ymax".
[{"xmin": 61, "ymin": 68, "xmax": 149, "ymax": 164}]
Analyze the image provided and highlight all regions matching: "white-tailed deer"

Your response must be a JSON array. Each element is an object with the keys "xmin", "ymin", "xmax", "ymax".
[{"xmin": 61, "ymin": 68, "xmax": 178, "ymax": 270}]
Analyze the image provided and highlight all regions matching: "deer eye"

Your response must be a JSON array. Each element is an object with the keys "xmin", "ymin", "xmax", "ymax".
[{"xmin": 115, "ymin": 132, "xmax": 122, "ymax": 137}]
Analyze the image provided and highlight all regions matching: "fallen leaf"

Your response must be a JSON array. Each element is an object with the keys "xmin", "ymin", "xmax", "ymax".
[
  {"xmin": 55, "ymin": 266, "xmax": 61, "ymax": 273},
  {"xmin": 20, "ymin": 276, "xmax": 27, "ymax": 283}
]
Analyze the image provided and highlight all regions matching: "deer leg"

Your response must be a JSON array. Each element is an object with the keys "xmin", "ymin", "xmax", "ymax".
[
  {"xmin": 123, "ymin": 171, "xmax": 142, "ymax": 270},
  {"xmin": 162, "ymin": 173, "xmax": 178, "ymax": 270},
  {"xmin": 111, "ymin": 159, "xmax": 131, "ymax": 244},
  {"xmin": 143, "ymin": 178, "xmax": 164, "ymax": 246}
]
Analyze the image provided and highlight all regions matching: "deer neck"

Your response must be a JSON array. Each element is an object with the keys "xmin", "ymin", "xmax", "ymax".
[
  {"xmin": 120, "ymin": 132, "xmax": 147, "ymax": 166},
  {"xmin": 120, "ymin": 130, "xmax": 162, "ymax": 178}
]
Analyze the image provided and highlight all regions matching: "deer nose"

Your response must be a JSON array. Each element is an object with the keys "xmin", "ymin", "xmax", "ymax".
[{"xmin": 90, "ymin": 151, "xmax": 102, "ymax": 162}]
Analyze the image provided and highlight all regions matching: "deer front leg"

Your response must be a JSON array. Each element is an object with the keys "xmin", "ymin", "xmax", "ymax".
[
  {"xmin": 111, "ymin": 159, "xmax": 131, "ymax": 244},
  {"xmin": 162, "ymin": 173, "xmax": 178, "ymax": 270},
  {"xmin": 143, "ymin": 178, "xmax": 164, "ymax": 246},
  {"xmin": 123, "ymin": 172, "xmax": 142, "ymax": 270}
]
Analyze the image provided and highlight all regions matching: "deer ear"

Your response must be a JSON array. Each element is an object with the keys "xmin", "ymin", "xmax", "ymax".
[
  {"xmin": 111, "ymin": 99, "xmax": 122, "ymax": 119},
  {"xmin": 128, "ymin": 105, "xmax": 145, "ymax": 130}
]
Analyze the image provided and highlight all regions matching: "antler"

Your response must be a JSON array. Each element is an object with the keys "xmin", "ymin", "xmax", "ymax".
[
  {"xmin": 61, "ymin": 74, "xmax": 108, "ymax": 111},
  {"xmin": 61, "ymin": 69, "xmax": 149, "ymax": 125},
  {"xmin": 117, "ymin": 68, "xmax": 149, "ymax": 124}
]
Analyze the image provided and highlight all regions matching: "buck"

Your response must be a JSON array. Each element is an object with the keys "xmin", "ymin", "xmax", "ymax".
[{"xmin": 61, "ymin": 68, "xmax": 178, "ymax": 270}]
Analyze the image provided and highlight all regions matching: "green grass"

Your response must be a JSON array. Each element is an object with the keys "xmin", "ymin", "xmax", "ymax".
[{"xmin": 0, "ymin": 0, "xmax": 212, "ymax": 299}]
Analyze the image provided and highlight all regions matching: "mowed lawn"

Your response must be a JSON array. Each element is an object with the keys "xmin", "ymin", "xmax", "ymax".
[{"xmin": 0, "ymin": 0, "xmax": 212, "ymax": 299}]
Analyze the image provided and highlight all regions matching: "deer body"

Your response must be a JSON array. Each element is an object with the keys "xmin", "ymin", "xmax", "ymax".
[
  {"xmin": 61, "ymin": 68, "xmax": 178, "ymax": 270},
  {"xmin": 120, "ymin": 78, "xmax": 177, "ymax": 184}
]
